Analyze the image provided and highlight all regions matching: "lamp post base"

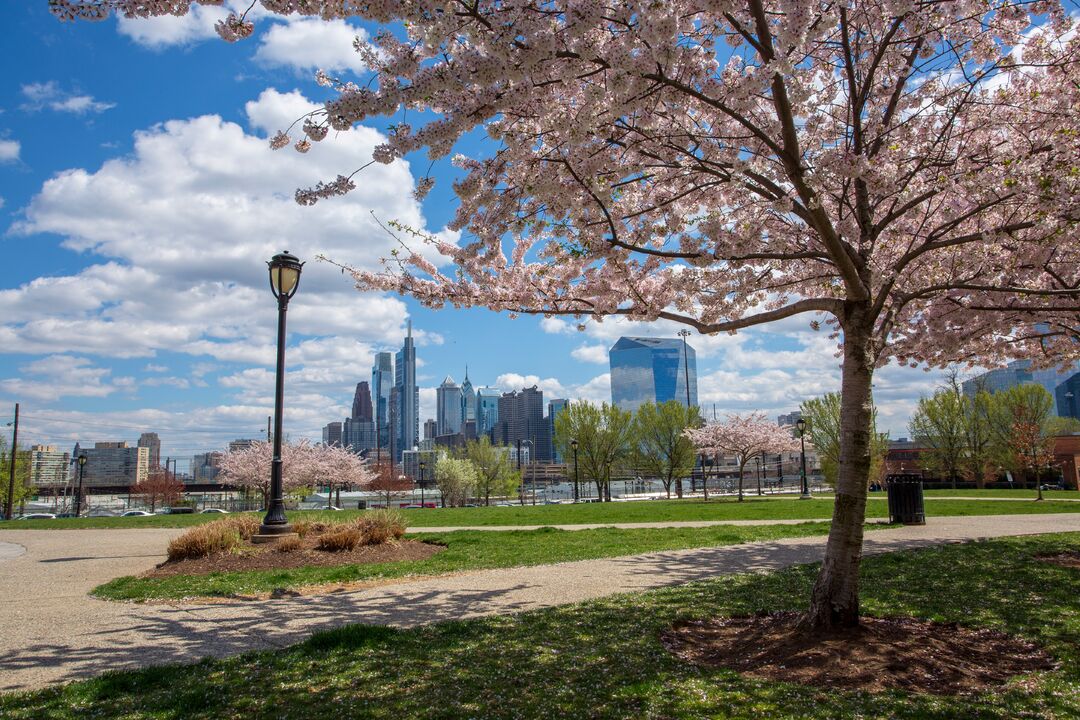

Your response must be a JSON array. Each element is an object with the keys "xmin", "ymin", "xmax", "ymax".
[
  {"xmin": 252, "ymin": 525, "xmax": 297, "ymax": 544},
  {"xmin": 799, "ymin": 492, "xmax": 813, "ymax": 500}
]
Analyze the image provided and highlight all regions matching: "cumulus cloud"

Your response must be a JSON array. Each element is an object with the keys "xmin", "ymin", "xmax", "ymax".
[
  {"xmin": 0, "ymin": 355, "xmax": 134, "ymax": 401},
  {"xmin": 0, "ymin": 139, "xmax": 18, "ymax": 163},
  {"xmin": 255, "ymin": 18, "xmax": 369, "ymax": 74},
  {"xmin": 116, "ymin": 2, "xmax": 233, "ymax": 47},
  {"xmin": 570, "ymin": 344, "xmax": 609, "ymax": 365}
]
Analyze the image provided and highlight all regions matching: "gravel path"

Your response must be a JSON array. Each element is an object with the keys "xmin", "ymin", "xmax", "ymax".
[{"xmin": 1, "ymin": 513, "xmax": 1078, "ymax": 693}]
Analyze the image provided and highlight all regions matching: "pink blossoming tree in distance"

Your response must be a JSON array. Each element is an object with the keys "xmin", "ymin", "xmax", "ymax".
[
  {"xmin": 686, "ymin": 413, "xmax": 800, "ymax": 502},
  {"xmin": 219, "ymin": 440, "xmax": 375, "ymax": 505},
  {"xmin": 55, "ymin": 1, "xmax": 1080, "ymax": 629}
]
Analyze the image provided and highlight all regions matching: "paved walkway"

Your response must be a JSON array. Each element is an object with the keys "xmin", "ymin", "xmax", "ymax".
[
  {"xmin": 408, "ymin": 518, "xmax": 838, "ymax": 532},
  {"xmin": 1, "ymin": 513, "xmax": 1078, "ymax": 692}
]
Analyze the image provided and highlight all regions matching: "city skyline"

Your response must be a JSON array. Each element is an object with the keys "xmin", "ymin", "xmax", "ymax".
[{"xmin": 0, "ymin": 5, "xmax": 1009, "ymax": 459}]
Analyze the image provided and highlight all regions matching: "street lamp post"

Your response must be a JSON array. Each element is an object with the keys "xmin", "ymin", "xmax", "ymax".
[
  {"xmin": 259, "ymin": 251, "xmax": 303, "ymax": 539},
  {"xmin": 74, "ymin": 454, "xmax": 87, "ymax": 517},
  {"xmin": 420, "ymin": 460, "xmax": 426, "ymax": 507},
  {"xmin": 677, "ymin": 329, "xmax": 692, "ymax": 407},
  {"xmin": 796, "ymin": 418, "xmax": 811, "ymax": 499},
  {"xmin": 571, "ymin": 439, "xmax": 579, "ymax": 502}
]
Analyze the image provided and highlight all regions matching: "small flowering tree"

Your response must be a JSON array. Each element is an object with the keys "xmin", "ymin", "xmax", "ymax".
[
  {"xmin": 219, "ymin": 440, "xmax": 370, "ymax": 505},
  {"xmin": 686, "ymin": 413, "xmax": 800, "ymax": 502},
  {"xmin": 305, "ymin": 444, "xmax": 380, "ymax": 507}
]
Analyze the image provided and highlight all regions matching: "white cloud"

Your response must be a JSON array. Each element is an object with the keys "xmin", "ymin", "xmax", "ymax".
[
  {"xmin": 255, "ymin": 18, "xmax": 369, "ymax": 74},
  {"xmin": 0, "ymin": 139, "xmax": 18, "ymax": 163},
  {"xmin": 116, "ymin": 2, "xmax": 233, "ymax": 47},
  {"xmin": 570, "ymin": 344, "xmax": 608, "ymax": 364},
  {"xmin": 20, "ymin": 82, "xmax": 114, "ymax": 115},
  {"xmin": 0, "ymin": 355, "xmax": 133, "ymax": 401}
]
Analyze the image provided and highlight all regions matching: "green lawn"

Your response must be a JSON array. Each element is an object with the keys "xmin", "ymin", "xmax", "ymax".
[
  {"xmin": 5, "ymin": 533, "xmax": 1079, "ymax": 719},
  {"xmin": 94, "ymin": 521, "xmax": 843, "ymax": 601},
  {"xmin": 4, "ymin": 494, "xmax": 1079, "ymax": 530}
]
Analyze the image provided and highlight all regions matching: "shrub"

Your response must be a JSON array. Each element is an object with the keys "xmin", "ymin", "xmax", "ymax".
[
  {"xmin": 167, "ymin": 521, "xmax": 242, "ymax": 561},
  {"xmin": 275, "ymin": 536, "xmax": 303, "ymax": 553},
  {"xmin": 316, "ymin": 526, "xmax": 362, "ymax": 552},
  {"xmin": 293, "ymin": 519, "xmax": 330, "ymax": 538},
  {"xmin": 224, "ymin": 514, "xmax": 260, "ymax": 540},
  {"xmin": 357, "ymin": 509, "xmax": 407, "ymax": 545}
]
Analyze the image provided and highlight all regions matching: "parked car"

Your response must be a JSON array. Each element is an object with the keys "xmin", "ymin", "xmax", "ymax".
[
  {"xmin": 121, "ymin": 510, "xmax": 154, "ymax": 517},
  {"xmin": 1040, "ymin": 483, "xmax": 1065, "ymax": 491},
  {"xmin": 16, "ymin": 513, "xmax": 56, "ymax": 520},
  {"xmin": 87, "ymin": 509, "xmax": 117, "ymax": 518},
  {"xmin": 199, "ymin": 508, "xmax": 230, "ymax": 514},
  {"xmin": 161, "ymin": 507, "xmax": 196, "ymax": 515}
]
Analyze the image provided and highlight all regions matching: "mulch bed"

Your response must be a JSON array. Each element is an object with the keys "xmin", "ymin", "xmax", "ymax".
[
  {"xmin": 660, "ymin": 612, "xmax": 1056, "ymax": 695},
  {"xmin": 1037, "ymin": 551, "xmax": 1080, "ymax": 570},
  {"xmin": 147, "ymin": 537, "xmax": 443, "ymax": 577}
]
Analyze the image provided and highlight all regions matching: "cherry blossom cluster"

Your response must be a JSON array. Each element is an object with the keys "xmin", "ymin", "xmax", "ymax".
[
  {"xmin": 54, "ymin": 1, "xmax": 1080, "ymax": 375},
  {"xmin": 218, "ymin": 439, "xmax": 378, "ymax": 498}
]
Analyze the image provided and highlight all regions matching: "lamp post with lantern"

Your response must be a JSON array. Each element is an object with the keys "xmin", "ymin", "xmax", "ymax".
[
  {"xmin": 796, "ymin": 418, "xmax": 811, "ymax": 499},
  {"xmin": 258, "ymin": 251, "xmax": 303, "ymax": 540},
  {"xmin": 74, "ymin": 454, "xmax": 87, "ymax": 517},
  {"xmin": 419, "ymin": 460, "xmax": 427, "ymax": 507},
  {"xmin": 571, "ymin": 439, "xmax": 579, "ymax": 502}
]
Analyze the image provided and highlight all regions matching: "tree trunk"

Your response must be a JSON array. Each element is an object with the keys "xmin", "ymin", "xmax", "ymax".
[
  {"xmin": 675, "ymin": 477, "xmax": 683, "ymax": 498},
  {"xmin": 737, "ymin": 462, "xmax": 744, "ymax": 502},
  {"xmin": 805, "ymin": 315, "xmax": 875, "ymax": 630}
]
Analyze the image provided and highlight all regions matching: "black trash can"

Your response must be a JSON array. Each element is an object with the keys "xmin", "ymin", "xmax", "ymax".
[
  {"xmin": 885, "ymin": 474, "xmax": 926, "ymax": 525},
  {"xmin": 357, "ymin": 500, "xmax": 367, "ymax": 510}
]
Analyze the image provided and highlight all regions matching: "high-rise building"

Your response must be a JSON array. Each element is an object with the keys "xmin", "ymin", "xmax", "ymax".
[
  {"xmin": 461, "ymin": 367, "xmax": 477, "ymax": 424},
  {"xmin": 609, "ymin": 336, "xmax": 698, "ymax": 413},
  {"xmin": 137, "ymin": 432, "xmax": 161, "ymax": 469},
  {"xmin": 342, "ymin": 417, "xmax": 377, "ymax": 453},
  {"xmin": 423, "ymin": 418, "xmax": 437, "ymax": 440},
  {"xmin": 371, "ymin": 351, "xmax": 394, "ymax": 448},
  {"xmin": 962, "ymin": 359, "xmax": 1080, "ymax": 417},
  {"xmin": 229, "ymin": 439, "xmax": 258, "ymax": 453},
  {"xmin": 351, "ymin": 381, "xmax": 373, "ymax": 422},
  {"xmin": 498, "ymin": 386, "xmax": 547, "ymax": 460},
  {"xmin": 1057, "ymin": 374, "xmax": 1080, "ymax": 421},
  {"xmin": 322, "ymin": 421, "xmax": 343, "ymax": 446},
  {"xmin": 77, "ymin": 444, "xmax": 150, "ymax": 489},
  {"xmin": 548, "ymin": 399, "xmax": 568, "ymax": 462},
  {"xmin": 476, "ymin": 386, "xmax": 501, "ymax": 437},
  {"xmin": 437, "ymin": 375, "xmax": 464, "ymax": 436},
  {"xmin": 191, "ymin": 451, "xmax": 224, "ymax": 483},
  {"xmin": 394, "ymin": 321, "xmax": 419, "ymax": 458},
  {"xmin": 777, "ymin": 411, "xmax": 803, "ymax": 427},
  {"xmin": 29, "ymin": 445, "xmax": 70, "ymax": 489}
]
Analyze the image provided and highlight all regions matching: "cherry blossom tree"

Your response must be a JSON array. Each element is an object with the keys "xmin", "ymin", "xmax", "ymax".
[
  {"xmin": 219, "ymin": 440, "xmax": 375, "ymax": 505},
  {"xmin": 55, "ymin": 1, "xmax": 1080, "ymax": 629},
  {"xmin": 686, "ymin": 413, "xmax": 800, "ymax": 501},
  {"xmin": 132, "ymin": 468, "xmax": 184, "ymax": 512}
]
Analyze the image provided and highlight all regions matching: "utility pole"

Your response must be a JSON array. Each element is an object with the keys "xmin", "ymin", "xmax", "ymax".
[
  {"xmin": 266, "ymin": 415, "xmax": 272, "ymax": 442},
  {"xmin": 5, "ymin": 403, "xmax": 18, "ymax": 520}
]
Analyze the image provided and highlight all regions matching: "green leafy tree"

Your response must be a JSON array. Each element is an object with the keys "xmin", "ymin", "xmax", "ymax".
[
  {"xmin": 434, "ymin": 453, "xmax": 479, "ymax": 507},
  {"xmin": 461, "ymin": 437, "xmax": 519, "ymax": 506},
  {"xmin": 554, "ymin": 401, "xmax": 633, "ymax": 502},
  {"xmin": 0, "ymin": 440, "xmax": 33, "ymax": 518},
  {"xmin": 909, "ymin": 382, "xmax": 967, "ymax": 488},
  {"xmin": 962, "ymin": 386, "xmax": 997, "ymax": 488},
  {"xmin": 1045, "ymin": 415, "xmax": 1080, "ymax": 437},
  {"xmin": 630, "ymin": 401, "xmax": 702, "ymax": 499},
  {"xmin": 988, "ymin": 384, "xmax": 1054, "ymax": 497},
  {"xmin": 801, "ymin": 393, "xmax": 888, "ymax": 487}
]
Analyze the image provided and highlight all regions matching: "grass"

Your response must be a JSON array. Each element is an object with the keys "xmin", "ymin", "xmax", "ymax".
[
  {"xmin": 5, "ymin": 533, "xmax": 1080, "ymax": 719},
  {"xmin": 93, "ymin": 521, "xmax": 845, "ymax": 601},
  {"xmin": 3, "ymin": 493, "xmax": 1079, "ymax": 530}
]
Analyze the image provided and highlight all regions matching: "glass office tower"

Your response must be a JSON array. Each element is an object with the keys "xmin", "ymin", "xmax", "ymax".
[{"xmin": 609, "ymin": 336, "xmax": 698, "ymax": 413}]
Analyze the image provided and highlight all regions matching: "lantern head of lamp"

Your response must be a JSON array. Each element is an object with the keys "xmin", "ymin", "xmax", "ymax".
[
  {"xmin": 796, "ymin": 418, "xmax": 807, "ymax": 436},
  {"xmin": 571, "ymin": 439, "xmax": 578, "ymax": 451},
  {"xmin": 268, "ymin": 251, "xmax": 304, "ymax": 301},
  {"xmin": 78, "ymin": 454, "xmax": 87, "ymax": 467}
]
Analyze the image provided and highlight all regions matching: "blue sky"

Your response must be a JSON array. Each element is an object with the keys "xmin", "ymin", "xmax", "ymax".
[{"xmin": 0, "ymin": 3, "xmax": 949, "ymax": 462}]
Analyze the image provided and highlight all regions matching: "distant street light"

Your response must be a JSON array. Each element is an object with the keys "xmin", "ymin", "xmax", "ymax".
[
  {"xmin": 796, "ymin": 418, "xmax": 811, "ymax": 500},
  {"xmin": 74, "ymin": 454, "xmax": 87, "ymax": 517},
  {"xmin": 420, "ymin": 460, "xmax": 427, "ymax": 507},
  {"xmin": 260, "ymin": 251, "xmax": 303, "ymax": 540},
  {"xmin": 571, "ymin": 439, "xmax": 579, "ymax": 502}
]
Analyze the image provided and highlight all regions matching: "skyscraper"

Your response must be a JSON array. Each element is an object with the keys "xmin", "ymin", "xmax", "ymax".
[
  {"xmin": 351, "ymin": 381, "xmax": 373, "ymax": 422},
  {"xmin": 609, "ymin": 336, "xmax": 698, "ymax": 413},
  {"xmin": 962, "ymin": 359, "xmax": 1080, "ymax": 416},
  {"xmin": 395, "ymin": 320, "xmax": 419, "ymax": 458},
  {"xmin": 371, "ymin": 352, "xmax": 394, "ymax": 448},
  {"xmin": 137, "ymin": 432, "xmax": 161, "ymax": 469},
  {"xmin": 322, "ymin": 422, "xmax": 343, "ymax": 446},
  {"xmin": 548, "ymin": 399, "xmax": 568, "ymax": 462},
  {"xmin": 476, "ymin": 386, "xmax": 501, "ymax": 437},
  {"xmin": 461, "ymin": 367, "xmax": 477, "ymax": 424},
  {"xmin": 436, "ymin": 375, "xmax": 464, "ymax": 436},
  {"xmin": 498, "ymin": 386, "xmax": 547, "ymax": 460}
]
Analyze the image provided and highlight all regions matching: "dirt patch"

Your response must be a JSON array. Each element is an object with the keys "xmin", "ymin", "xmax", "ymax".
[
  {"xmin": 1037, "ymin": 551, "xmax": 1080, "ymax": 570},
  {"xmin": 660, "ymin": 612, "xmax": 1055, "ymax": 695},
  {"xmin": 146, "ymin": 538, "xmax": 443, "ymax": 577}
]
